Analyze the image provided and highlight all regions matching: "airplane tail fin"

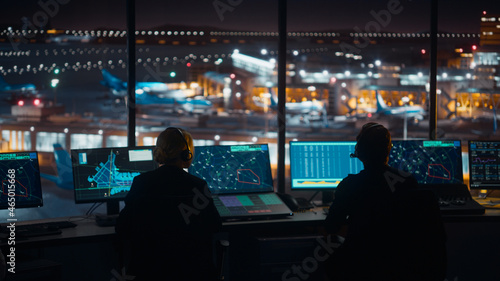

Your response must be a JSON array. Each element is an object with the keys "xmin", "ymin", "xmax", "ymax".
[
  {"xmin": 267, "ymin": 87, "xmax": 278, "ymax": 108},
  {"xmin": 375, "ymin": 91, "xmax": 388, "ymax": 112},
  {"xmin": 52, "ymin": 143, "xmax": 74, "ymax": 189},
  {"xmin": 101, "ymin": 69, "xmax": 126, "ymax": 91}
]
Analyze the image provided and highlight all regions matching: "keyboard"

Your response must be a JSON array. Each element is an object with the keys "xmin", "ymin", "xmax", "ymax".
[
  {"xmin": 15, "ymin": 220, "xmax": 77, "ymax": 238},
  {"xmin": 420, "ymin": 184, "xmax": 485, "ymax": 215}
]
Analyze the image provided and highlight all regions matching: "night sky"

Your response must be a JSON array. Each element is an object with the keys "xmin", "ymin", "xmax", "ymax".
[{"xmin": 1, "ymin": 0, "xmax": 498, "ymax": 33}]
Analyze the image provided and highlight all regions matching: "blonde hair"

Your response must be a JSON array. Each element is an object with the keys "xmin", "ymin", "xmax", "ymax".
[{"xmin": 153, "ymin": 127, "xmax": 193, "ymax": 164}]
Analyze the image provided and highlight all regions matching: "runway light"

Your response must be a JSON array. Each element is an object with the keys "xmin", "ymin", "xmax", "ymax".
[{"xmin": 51, "ymin": 79, "xmax": 60, "ymax": 88}]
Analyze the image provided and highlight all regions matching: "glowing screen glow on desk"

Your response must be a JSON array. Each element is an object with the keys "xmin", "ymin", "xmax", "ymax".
[{"xmin": 289, "ymin": 141, "xmax": 363, "ymax": 190}]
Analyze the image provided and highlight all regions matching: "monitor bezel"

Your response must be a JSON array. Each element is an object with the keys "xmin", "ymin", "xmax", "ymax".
[
  {"xmin": 468, "ymin": 140, "xmax": 500, "ymax": 190},
  {"xmin": 389, "ymin": 139, "xmax": 464, "ymax": 185},
  {"xmin": 0, "ymin": 151, "xmax": 43, "ymax": 210},
  {"xmin": 289, "ymin": 140, "xmax": 361, "ymax": 191},
  {"xmin": 71, "ymin": 146, "xmax": 157, "ymax": 204},
  {"xmin": 188, "ymin": 143, "xmax": 275, "ymax": 195}
]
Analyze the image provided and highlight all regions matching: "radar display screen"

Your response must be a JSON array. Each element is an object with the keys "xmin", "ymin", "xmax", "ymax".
[
  {"xmin": 71, "ymin": 146, "xmax": 157, "ymax": 203},
  {"xmin": 0, "ymin": 151, "xmax": 43, "ymax": 209},
  {"xmin": 188, "ymin": 144, "xmax": 274, "ymax": 195},
  {"xmin": 289, "ymin": 141, "xmax": 363, "ymax": 190},
  {"xmin": 468, "ymin": 140, "xmax": 500, "ymax": 189},
  {"xmin": 389, "ymin": 140, "xmax": 463, "ymax": 184}
]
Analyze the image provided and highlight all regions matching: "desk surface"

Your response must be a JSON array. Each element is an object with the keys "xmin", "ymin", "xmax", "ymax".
[
  {"xmin": 1, "ymin": 216, "xmax": 116, "ymax": 248},
  {"xmin": 2, "ymin": 204, "xmax": 500, "ymax": 246}
]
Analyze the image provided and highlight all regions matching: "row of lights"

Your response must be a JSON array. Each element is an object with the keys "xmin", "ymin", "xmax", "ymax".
[
  {"xmin": 28, "ymin": 126, "xmax": 105, "ymax": 135},
  {"xmin": 0, "ymin": 47, "xmax": 229, "ymax": 58},
  {"xmin": 351, "ymin": 32, "xmax": 479, "ymax": 38},
  {"xmin": 0, "ymin": 52, "xmax": 233, "ymax": 76},
  {"xmin": 1, "ymin": 29, "xmax": 207, "ymax": 37},
  {"xmin": 1, "ymin": 28, "xmax": 481, "ymax": 39}
]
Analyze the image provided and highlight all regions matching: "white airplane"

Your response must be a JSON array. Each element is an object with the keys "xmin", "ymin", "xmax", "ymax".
[
  {"xmin": 375, "ymin": 92, "xmax": 425, "ymax": 120},
  {"xmin": 100, "ymin": 69, "xmax": 196, "ymax": 99},
  {"xmin": 254, "ymin": 88, "xmax": 326, "ymax": 116},
  {"xmin": 101, "ymin": 70, "xmax": 212, "ymax": 114}
]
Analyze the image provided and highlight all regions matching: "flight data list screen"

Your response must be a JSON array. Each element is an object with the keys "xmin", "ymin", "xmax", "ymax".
[{"xmin": 289, "ymin": 141, "xmax": 363, "ymax": 190}]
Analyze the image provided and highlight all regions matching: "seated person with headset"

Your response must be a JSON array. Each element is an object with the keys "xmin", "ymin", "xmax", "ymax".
[
  {"xmin": 324, "ymin": 123, "xmax": 446, "ymax": 281},
  {"xmin": 116, "ymin": 127, "xmax": 222, "ymax": 281}
]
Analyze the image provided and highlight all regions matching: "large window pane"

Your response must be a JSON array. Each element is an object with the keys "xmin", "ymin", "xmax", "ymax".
[
  {"xmin": 0, "ymin": 1, "xmax": 126, "ymax": 220},
  {"xmin": 135, "ymin": 2, "xmax": 279, "ymax": 157}
]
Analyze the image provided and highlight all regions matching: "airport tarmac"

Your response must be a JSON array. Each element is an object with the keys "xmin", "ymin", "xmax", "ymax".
[{"xmin": 1, "ymin": 40, "xmax": 499, "ymax": 221}]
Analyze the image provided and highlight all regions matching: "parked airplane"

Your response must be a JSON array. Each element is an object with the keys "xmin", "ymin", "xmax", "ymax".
[
  {"xmin": 40, "ymin": 144, "xmax": 74, "ymax": 190},
  {"xmin": 100, "ymin": 69, "xmax": 184, "ymax": 97},
  {"xmin": 0, "ymin": 75, "xmax": 36, "ymax": 93},
  {"xmin": 375, "ymin": 92, "xmax": 425, "ymax": 120},
  {"xmin": 47, "ymin": 35, "xmax": 95, "ymax": 44},
  {"xmin": 134, "ymin": 90, "xmax": 213, "ymax": 114},
  {"xmin": 254, "ymin": 88, "xmax": 326, "ymax": 116},
  {"xmin": 101, "ymin": 70, "xmax": 213, "ymax": 113}
]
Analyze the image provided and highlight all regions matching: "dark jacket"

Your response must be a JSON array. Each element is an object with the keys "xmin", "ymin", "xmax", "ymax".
[
  {"xmin": 324, "ymin": 165, "xmax": 446, "ymax": 281},
  {"xmin": 116, "ymin": 165, "xmax": 222, "ymax": 281}
]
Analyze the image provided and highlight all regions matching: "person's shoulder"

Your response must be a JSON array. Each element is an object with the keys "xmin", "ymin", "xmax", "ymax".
[
  {"xmin": 386, "ymin": 166, "xmax": 417, "ymax": 180},
  {"xmin": 185, "ymin": 171, "xmax": 207, "ymax": 186},
  {"xmin": 385, "ymin": 166, "xmax": 419, "ymax": 188}
]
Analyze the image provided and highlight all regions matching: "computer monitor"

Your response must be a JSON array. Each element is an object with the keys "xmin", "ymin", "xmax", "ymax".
[
  {"xmin": 71, "ymin": 146, "xmax": 157, "ymax": 214},
  {"xmin": 0, "ymin": 151, "xmax": 43, "ymax": 209},
  {"xmin": 468, "ymin": 140, "xmax": 500, "ymax": 189},
  {"xmin": 289, "ymin": 141, "xmax": 363, "ymax": 190},
  {"xmin": 389, "ymin": 140, "xmax": 463, "ymax": 185},
  {"xmin": 188, "ymin": 144, "xmax": 274, "ymax": 195}
]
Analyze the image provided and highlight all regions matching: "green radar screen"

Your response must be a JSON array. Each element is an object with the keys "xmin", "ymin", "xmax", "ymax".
[
  {"xmin": 71, "ymin": 147, "xmax": 156, "ymax": 203},
  {"xmin": 189, "ymin": 144, "xmax": 274, "ymax": 195},
  {"xmin": 0, "ymin": 152, "xmax": 43, "ymax": 209},
  {"xmin": 388, "ymin": 140, "xmax": 464, "ymax": 184}
]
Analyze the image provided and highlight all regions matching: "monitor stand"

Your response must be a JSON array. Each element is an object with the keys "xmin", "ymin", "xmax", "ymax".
[
  {"xmin": 95, "ymin": 200, "xmax": 120, "ymax": 226},
  {"xmin": 308, "ymin": 191, "xmax": 334, "ymax": 207}
]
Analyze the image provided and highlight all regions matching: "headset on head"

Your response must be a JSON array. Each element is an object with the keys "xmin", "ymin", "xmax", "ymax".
[
  {"xmin": 167, "ymin": 127, "xmax": 193, "ymax": 162},
  {"xmin": 350, "ymin": 123, "xmax": 384, "ymax": 159}
]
